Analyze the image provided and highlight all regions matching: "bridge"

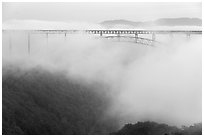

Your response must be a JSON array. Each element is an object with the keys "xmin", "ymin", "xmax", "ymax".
[{"xmin": 3, "ymin": 29, "xmax": 202, "ymax": 54}]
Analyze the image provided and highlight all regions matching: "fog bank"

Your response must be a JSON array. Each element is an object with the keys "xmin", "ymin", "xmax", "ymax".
[{"xmin": 2, "ymin": 27, "xmax": 202, "ymax": 127}]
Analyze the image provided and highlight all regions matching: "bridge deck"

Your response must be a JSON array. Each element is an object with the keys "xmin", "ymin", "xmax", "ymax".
[
  {"xmin": 2, "ymin": 29, "xmax": 202, "ymax": 34},
  {"xmin": 3, "ymin": 29, "xmax": 202, "ymax": 54}
]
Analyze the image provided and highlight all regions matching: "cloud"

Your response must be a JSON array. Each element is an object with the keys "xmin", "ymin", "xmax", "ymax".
[{"xmin": 2, "ymin": 19, "xmax": 104, "ymax": 30}]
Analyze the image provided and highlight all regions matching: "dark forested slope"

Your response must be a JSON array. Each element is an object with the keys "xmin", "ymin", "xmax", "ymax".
[
  {"xmin": 2, "ymin": 65, "xmax": 202, "ymax": 135},
  {"xmin": 2, "ymin": 65, "xmax": 118, "ymax": 135}
]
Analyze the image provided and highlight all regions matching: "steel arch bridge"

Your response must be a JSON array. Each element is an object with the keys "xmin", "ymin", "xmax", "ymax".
[{"xmin": 3, "ymin": 29, "xmax": 202, "ymax": 54}]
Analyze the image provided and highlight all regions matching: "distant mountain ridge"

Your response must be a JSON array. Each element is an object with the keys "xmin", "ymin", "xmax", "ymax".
[{"xmin": 100, "ymin": 18, "xmax": 202, "ymax": 28}]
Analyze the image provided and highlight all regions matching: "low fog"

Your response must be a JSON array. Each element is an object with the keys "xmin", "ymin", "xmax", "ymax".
[{"xmin": 2, "ymin": 22, "xmax": 202, "ymax": 128}]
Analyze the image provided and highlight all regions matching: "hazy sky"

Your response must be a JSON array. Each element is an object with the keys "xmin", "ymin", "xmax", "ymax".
[{"xmin": 3, "ymin": 2, "xmax": 202, "ymax": 23}]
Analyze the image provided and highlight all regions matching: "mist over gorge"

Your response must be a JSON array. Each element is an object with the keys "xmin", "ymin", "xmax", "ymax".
[
  {"xmin": 2, "ymin": 2, "xmax": 202, "ymax": 135},
  {"xmin": 3, "ymin": 28, "xmax": 201, "ymax": 127}
]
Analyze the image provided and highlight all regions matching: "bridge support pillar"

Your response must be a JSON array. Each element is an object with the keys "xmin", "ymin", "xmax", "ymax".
[
  {"xmin": 64, "ymin": 33, "xmax": 67, "ymax": 42},
  {"xmin": 117, "ymin": 33, "xmax": 120, "ymax": 41},
  {"xmin": 186, "ymin": 33, "xmax": 190, "ymax": 40},
  {"xmin": 169, "ymin": 33, "xmax": 173, "ymax": 39},
  {"xmin": 28, "ymin": 33, "xmax": 30, "ymax": 55},
  {"xmin": 135, "ymin": 33, "xmax": 138, "ymax": 43},
  {"xmin": 9, "ymin": 34, "xmax": 12, "ymax": 54},
  {"xmin": 152, "ymin": 33, "xmax": 156, "ymax": 41},
  {"xmin": 46, "ymin": 33, "xmax": 49, "ymax": 46},
  {"xmin": 151, "ymin": 33, "xmax": 156, "ymax": 46},
  {"xmin": 100, "ymin": 32, "xmax": 102, "ymax": 36}
]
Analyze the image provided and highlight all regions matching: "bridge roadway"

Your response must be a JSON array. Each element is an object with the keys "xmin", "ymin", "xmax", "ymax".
[
  {"xmin": 3, "ymin": 29, "xmax": 202, "ymax": 35},
  {"xmin": 4, "ymin": 29, "xmax": 201, "ymax": 40},
  {"xmin": 3, "ymin": 29, "xmax": 202, "ymax": 54},
  {"xmin": 85, "ymin": 30, "xmax": 202, "ymax": 35},
  {"xmin": 31, "ymin": 29, "xmax": 201, "ymax": 44}
]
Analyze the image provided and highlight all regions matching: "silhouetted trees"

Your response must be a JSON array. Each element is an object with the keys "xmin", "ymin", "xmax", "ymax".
[{"xmin": 111, "ymin": 121, "xmax": 202, "ymax": 135}]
